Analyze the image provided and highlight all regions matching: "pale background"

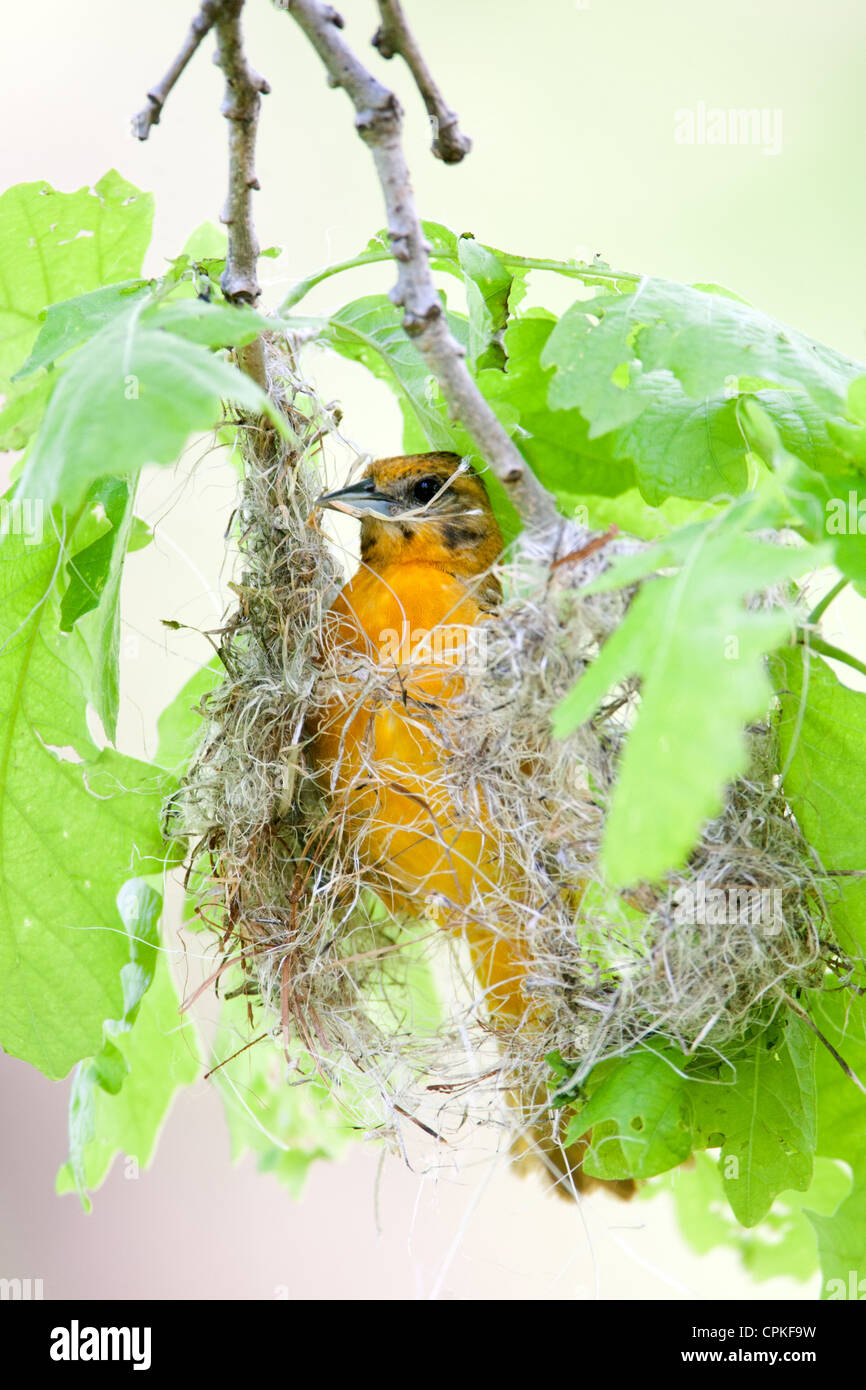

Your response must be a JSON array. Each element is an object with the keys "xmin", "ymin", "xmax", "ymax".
[{"xmin": 1, "ymin": 0, "xmax": 865, "ymax": 1300}]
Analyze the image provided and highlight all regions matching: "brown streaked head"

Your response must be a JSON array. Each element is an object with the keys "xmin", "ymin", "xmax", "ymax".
[{"xmin": 317, "ymin": 452, "xmax": 504, "ymax": 588}]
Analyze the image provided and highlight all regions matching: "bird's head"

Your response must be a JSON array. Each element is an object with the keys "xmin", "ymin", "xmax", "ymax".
[{"xmin": 316, "ymin": 451, "xmax": 504, "ymax": 585}]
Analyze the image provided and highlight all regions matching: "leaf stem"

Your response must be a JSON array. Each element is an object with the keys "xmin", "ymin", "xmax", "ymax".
[
  {"xmin": 279, "ymin": 245, "xmax": 639, "ymax": 314},
  {"xmin": 798, "ymin": 631, "xmax": 866, "ymax": 681},
  {"xmin": 806, "ymin": 576, "xmax": 849, "ymax": 627}
]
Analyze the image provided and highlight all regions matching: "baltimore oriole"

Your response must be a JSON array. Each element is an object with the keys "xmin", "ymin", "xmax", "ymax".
[{"xmin": 311, "ymin": 450, "xmax": 634, "ymax": 1199}]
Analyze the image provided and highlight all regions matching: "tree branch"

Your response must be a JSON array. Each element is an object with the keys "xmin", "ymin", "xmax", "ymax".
[
  {"xmin": 372, "ymin": 0, "xmax": 471, "ymax": 164},
  {"xmin": 213, "ymin": 0, "xmax": 271, "ymax": 314},
  {"xmin": 284, "ymin": 0, "xmax": 563, "ymax": 543},
  {"xmin": 131, "ymin": 0, "xmax": 223, "ymax": 140},
  {"xmin": 132, "ymin": 0, "xmax": 270, "ymax": 388}
]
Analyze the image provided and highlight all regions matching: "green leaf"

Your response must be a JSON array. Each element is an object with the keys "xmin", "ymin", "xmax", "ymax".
[
  {"xmin": 0, "ymin": 518, "xmax": 168, "ymax": 1077},
  {"xmin": 541, "ymin": 285, "xmax": 865, "ymax": 509},
  {"xmin": 542, "ymin": 291, "xmax": 655, "ymax": 434},
  {"xmin": 522, "ymin": 310, "xmax": 754, "ymax": 505},
  {"xmin": 278, "ymin": 221, "xmax": 637, "ymax": 314},
  {"xmin": 566, "ymin": 1049, "xmax": 694, "ymax": 1179},
  {"xmin": 761, "ymin": 388, "xmax": 852, "ymax": 479},
  {"xmin": 770, "ymin": 649, "xmax": 866, "ymax": 1290},
  {"xmin": 17, "ymin": 312, "xmax": 279, "ymax": 508},
  {"xmin": 544, "ymin": 280, "xmax": 864, "ymax": 430},
  {"xmin": 610, "ymin": 378, "xmax": 750, "ymax": 504},
  {"xmin": 280, "ymin": 222, "xmax": 463, "ymax": 311},
  {"xmin": 739, "ymin": 400, "xmax": 866, "ymax": 586},
  {"xmin": 848, "ymin": 376, "xmax": 866, "ymax": 425},
  {"xmin": 181, "ymin": 220, "xmax": 229, "ymax": 261},
  {"xmin": 801, "ymin": 989, "xmax": 866, "ymax": 1297},
  {"xmin": 567, "ymin": 488, "xmax": 722, "ymax": 541},
  {"xmin": 553, "ymin": 522, "xmax": 821, "ymax": 885},
  {"xmin": 59, "ymin": 477, "xmax": 131, "ymax": 630},
  {"xmin": 0, "ymin": 171, "xmax": 153, "ymax": 389},
  {"xmin": 59, "ymin": 476, "xmax": 142, "ymax": 741},
  {"xmin": 144, "ymin": 297, "xmax": 272, "ymax": 347},
  {"xmin": 478, "ymin": 316, "xmax": 635, "ymax": 499},
  {"xmin": 774, "ymin": 648, "xmax": 866, "ymax": 956},
  {"xmin": 690, "ymin": 1018, "xmax": 817, "ymax": 1227},
  {"xmin": 155, "ymin": 660, "xmax": 222, "ymax": 774},
  {"xmin": 809, "ymin": 1190, "xmax": 866, "ymax": 1300},
  {"xmin": 457, "ymin": 236, "xmax": 514, "ymax": 370},
  {"xmin": 128, "ymin": 516, "xmax": 152, "ymax": 552},
  {"xmin": 15, "ymin": 280, "xmax": 151, "ymax": 378},
  {"xmin": 659, "ymin": 1151, "xmax": 849, "ymax": 1283},
  {"xmin": 796, "ymin": 471, "xmax": 866, "ymax": 585},
  {"xmin": 211, "ymin": 991, "xmax": 354, "ymax": 1198},
  {"xmin": 634, "ymin": 280, "xmax": 864, "ymax": 415},
  {"xmin": 0, "ymin": 373, "xmax": 54, "ymax": 450},
  {"xmin": 291, "ymin": 295, "xmax": 467, "ymax": 454},
  {"xmin": 57, "ymin": 883, "xmax": 199, "ymax": 1208}
]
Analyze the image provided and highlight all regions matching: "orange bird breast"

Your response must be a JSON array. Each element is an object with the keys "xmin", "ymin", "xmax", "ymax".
[
  {"xmin": 310, "ymin": 559, "xmax": 532, "ymax": 1018},
  {"xmin": 307, "ymin": 452, "xmax": 635, "ymax": 1198}
]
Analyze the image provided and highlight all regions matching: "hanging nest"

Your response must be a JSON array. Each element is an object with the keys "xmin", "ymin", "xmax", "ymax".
[{"xmin": 170, "ymin": 338, "xmax": 846, "ymax": 1160}]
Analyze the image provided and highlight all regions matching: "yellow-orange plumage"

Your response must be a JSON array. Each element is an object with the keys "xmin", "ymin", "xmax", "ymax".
[{"xmin": 310, "ymin": 451, "xmax": 632, "ymax": 1198}]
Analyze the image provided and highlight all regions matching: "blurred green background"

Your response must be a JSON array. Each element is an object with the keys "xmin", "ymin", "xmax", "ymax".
[{"xmin": 6, "ymin": 0, "xmax": 864, "ymax": 354}]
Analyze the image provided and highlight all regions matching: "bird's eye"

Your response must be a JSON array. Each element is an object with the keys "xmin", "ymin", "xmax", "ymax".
[{"xmin": 411, "ymin": 476, "xmax": 441, "ymax": 505}]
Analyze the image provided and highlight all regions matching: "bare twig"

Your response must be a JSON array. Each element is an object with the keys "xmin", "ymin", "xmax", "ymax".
[
  {"xmin": 284, "ymin": 0, "xmax": 564, "ymax": 543},
  {"xmin": 213, "ymin": 0, "xmax": 271, "ymax": 386},
  {"xmin": 132, "ymin": 1, "xmax": 270, "ymax": 388},
  {"xmin": 372, "ymin": 0, "xmax": 471, "ymax": 164},
  {"xmin": 213, "ymin": 0, "xmax": 271, "ymax": 308},
  {"xmin": 131, "ymin": 0, "xmax": 222, "ymax": 140}
]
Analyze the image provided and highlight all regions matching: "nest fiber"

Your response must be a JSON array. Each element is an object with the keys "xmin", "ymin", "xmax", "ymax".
[{"xmin": 174, "ymin": 342, "xmax": 837, "ymax": 1155}]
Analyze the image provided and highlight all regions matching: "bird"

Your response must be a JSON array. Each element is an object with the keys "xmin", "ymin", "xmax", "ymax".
[{"xmin": 309, "ymin": 450, "xmax": 634, "ymax": 1199}]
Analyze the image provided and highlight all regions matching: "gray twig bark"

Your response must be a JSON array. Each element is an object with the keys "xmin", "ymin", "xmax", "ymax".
[
  {"xmin": 132, "ymin": 0, "xmax": 270, "ymax": 387},
  {"xmin": 131, "ymin": 0, "xmax": 223, "ymax": 139},
  {"xmin": 213, "ymin": 0, "xmax": 270, "ymax": 308},
  {"xmin": 372, "ymin": 0, "xmax": 471, "ymax": 164},
  {"xmin": 285, "ymin": 0, "xmax": 563, "ymax": 542}
]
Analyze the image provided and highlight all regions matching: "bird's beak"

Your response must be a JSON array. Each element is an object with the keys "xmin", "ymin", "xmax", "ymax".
[{"xmin": 315, "ymin": 477, "xmax": 396, "ymax": 520}]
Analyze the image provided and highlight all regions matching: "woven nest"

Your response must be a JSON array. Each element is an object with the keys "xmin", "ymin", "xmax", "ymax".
[{"xmin": 170, "ymin": 339, "xmax": 843, "ymax": 1153}]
